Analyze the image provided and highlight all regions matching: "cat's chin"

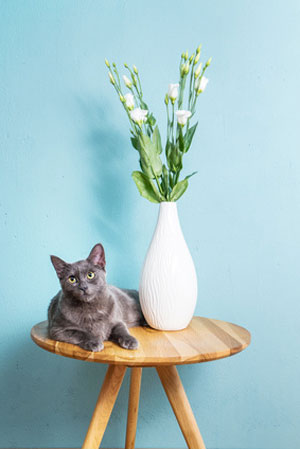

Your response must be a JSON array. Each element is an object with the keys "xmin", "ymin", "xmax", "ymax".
[
  {"xmin": 79, "ymin": 295, "xmax": 95, "ymax": 303},
  {"xmin": 84, "ymin": 297, "xmax": 96, "ymax": 303}
]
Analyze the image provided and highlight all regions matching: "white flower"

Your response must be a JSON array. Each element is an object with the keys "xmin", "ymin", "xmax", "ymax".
[
  {"xmin": 168, "ymin": 83, "xmax": 179, "ymax": 102},
  {"xmin": 130, "ymin": 107, "xmax": 148, "ymax": 125},
  {"xmin": 124, "ymin": 93, "xmax": 135, "ymax": 110},
  {"xmin": 175, "ymin": 110, "xmax": 192, "ymax": 126},
  {"xmin": 195, "ymin": 76, "xmax": 209, "ymax": 93},
  {"xmin": 123, "ymin": 75, "xmax": 132, "ymax": 88}
]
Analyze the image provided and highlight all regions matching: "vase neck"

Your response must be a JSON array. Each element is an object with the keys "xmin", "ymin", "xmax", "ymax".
[
  {"xmin": 159, "ymin": 201, "xmax": 177, "ymax": 215},
  {"xmin": 157, "ymin": 201, "xmax": 181, "ymax": 230}
]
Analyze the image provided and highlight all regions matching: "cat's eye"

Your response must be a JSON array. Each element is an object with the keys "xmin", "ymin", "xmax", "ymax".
[
  {"xmin": 87, "ymin": 271, "xmax": 95, "ymax": 280},
  {"xmin": 68, "ymin": 276, "xmax": 77, "ymax": 284}
]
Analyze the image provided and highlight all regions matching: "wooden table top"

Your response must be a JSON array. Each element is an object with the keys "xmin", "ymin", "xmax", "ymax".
[{"xmin": 31, "ymin": 317, "xmax": 251, "ymax": 367}]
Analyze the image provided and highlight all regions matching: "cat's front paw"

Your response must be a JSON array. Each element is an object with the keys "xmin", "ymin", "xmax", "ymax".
[
  {"xmin": 118, "ymin": 335, "xmax": 139, "ymax": 350},
  {"xmin": 81, "ymin": 340, "xmax": 104, "ymax": 352}
]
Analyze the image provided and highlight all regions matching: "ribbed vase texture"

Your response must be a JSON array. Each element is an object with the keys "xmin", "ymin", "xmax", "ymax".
[{"xmin": 139, "ymin": 202, "xmax": 198, "ymax": 330}]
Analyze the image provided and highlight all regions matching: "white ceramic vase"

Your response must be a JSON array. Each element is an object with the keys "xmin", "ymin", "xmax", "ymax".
[{"xmin": 139, "ymin": 202, "xmax": 198, "ymax": 330}]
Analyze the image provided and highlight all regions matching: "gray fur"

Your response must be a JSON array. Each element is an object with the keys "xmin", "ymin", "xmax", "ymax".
[{"xmin": 48, "ymin": 243, "xmax": 145, "ymax": 352}]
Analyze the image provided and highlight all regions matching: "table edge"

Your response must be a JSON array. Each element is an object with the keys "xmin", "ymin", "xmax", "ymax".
[{"xmin": 30, "ymin": 317, "xmax": 251, "ymax": 366}]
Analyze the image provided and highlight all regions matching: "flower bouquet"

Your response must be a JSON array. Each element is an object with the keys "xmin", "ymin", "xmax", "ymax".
[
  {"xmin": 105, "ymin": 46, "xmax": 211, "ymax": 330},
  {"xmin": 105, "ymin": 45, "xmax": 211, "ymax": 203}
]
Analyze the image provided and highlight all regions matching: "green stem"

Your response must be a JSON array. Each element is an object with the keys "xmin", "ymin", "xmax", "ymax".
[
  {"xmin": 171, "ymin": 102, "xmax": 175, "ymax": 145},
  {"xmin": 136, "ymin": 72, "xmax": 143, "ymax": 98},
  {"xmin": 124, "ymin": 66, "xmax": 154, "ymax": 137},
  {"xmin": 125, "ymin": 66, "xmax": 142, "ymax": 99},
  {"xmin": 188, "ymin": 63, "xmax": 195, "ymax": 113},
  {"xmin": 154, "ymin": 174, "xmax": 164, "ymax": 198},
  {"xmin": 112, "ymin": 65, "xmax": 121, "ymax": 89},
  {"xmin": 191, "ymin": 62, "xmax": 210, "ymax": 112},
  {"xmin": 166, "ymin": 101, "xmax": 170, "ymax": 142},
  {"xmin": 108, "ymin": 67, "xmax": 139, "ymax": 135},
  {"xmin": 177, "ymin": 74, "xmax": 187, "ymax": 110}
]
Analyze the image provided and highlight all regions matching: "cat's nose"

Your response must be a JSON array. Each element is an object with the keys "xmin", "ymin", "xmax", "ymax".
[{"xmin": 79, "ymin": 286, "xmax": 87, "ymax": 292}]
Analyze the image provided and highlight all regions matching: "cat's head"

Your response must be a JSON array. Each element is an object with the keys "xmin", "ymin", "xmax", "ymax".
[{"xmin": 50, "ymin": 244, "xmax": 106, "ymax": 302}]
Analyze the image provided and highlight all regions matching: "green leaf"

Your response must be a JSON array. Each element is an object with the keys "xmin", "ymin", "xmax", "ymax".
[
  {"xmin": 147, "ymin": 113, "xmax": 156, "ymax": 127},
  {"xmin": 140, "ymin": 133, "xmax": 162, "ymax": 177},
  {"xmin": 184, "ymin": 122, "xmax": 198, "ymax": 152},
  {"xmin": 170, "ymin": 178, "xmax": 189, "ymax": 201},
  {"xmin": 177, "ymin": 126, "xmax": 185, "ymax": 152},
  {"xmin": 169, "ymin": 172, "xmax": 174, "ymax": 189},
  {"xmin": 185, "ymin": 171, "xmax": 197, "ymax": 180},
  {"xmin": 139, "ymin": 154, "xmax": 154, "ymax": 179},
  {"xmin": 153, "ymin": 126, "xmax": 163, "ymax": 154},
  {"xmin": 131, "ymin": 137, "xmax": 141, "ymax": 151},
  {"xmin": 140, "ymin": 100, "xmax": 148, "ymax": 110},
  {"xmin": 165, "ymin": 140, "xmax": 182, "ymax": 174},
  {"xmin": 132, "ymin": 171, "xmax": 163, "ymax": 203},
  {"xmin": 161, "ymin": 164, "xmax": 169, "ymax": 198},
  {"xmin": 170, "ymin": 145, "xmax": 183, "ymax": 173},
  {"xmin": 166, "ymin": 139, "xmax": 172, "ymax": 162}
]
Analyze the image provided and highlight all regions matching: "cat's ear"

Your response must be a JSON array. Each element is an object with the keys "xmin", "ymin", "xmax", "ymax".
[
  {"xmin": 50, "ymin": 255, "xmax": 68, "ymax": 280},
  {"xmin": 87, "ymin": 244, "xmax": 106, "ymax": 270}
]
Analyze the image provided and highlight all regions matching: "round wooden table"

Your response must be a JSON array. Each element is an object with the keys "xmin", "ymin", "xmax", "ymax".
[{"xmin": 31, "ymin": 316, "xmax": 251, "ymax": 449}]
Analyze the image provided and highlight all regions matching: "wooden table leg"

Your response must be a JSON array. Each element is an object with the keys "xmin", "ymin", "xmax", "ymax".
[
  {"xmin": 125, "ymin": 367, "xmax": 142, "ymax": 449},
  {"xmin": 156, "ymin": 365, "xmax": 206, "ymax": 449},
  {"xmin": 82, "ymin": 364, "xmax": 126, "ymax": 449}
]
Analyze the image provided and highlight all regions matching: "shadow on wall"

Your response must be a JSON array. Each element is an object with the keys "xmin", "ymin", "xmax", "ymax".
[
  {"xmin": 0, "ymin": 335, "xmax": 108, "ymax": 445},
  {"xmin": 0, "ymin": 96, "xmax": 161, "ymax": 445},
  {"xmin": 0, "ymin": 333, "xmax": 175, "ymax": 446},
  {"xmin": 0, "ymin": 97, "xmax": 170, "ymax": 446},
  {"xmin": 78, "ymin": 95, "xmax": 135, "ymax": 257}
]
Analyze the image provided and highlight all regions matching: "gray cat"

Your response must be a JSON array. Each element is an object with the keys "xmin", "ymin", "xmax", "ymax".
[{"xmin": 48, "ymin": 243, "xmax": 145, "ymax": 352}]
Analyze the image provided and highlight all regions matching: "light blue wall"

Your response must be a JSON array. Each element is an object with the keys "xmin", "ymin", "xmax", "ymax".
[{"xmin": 1, "ymin": 1, "xmax": 299, "ymax": 448}]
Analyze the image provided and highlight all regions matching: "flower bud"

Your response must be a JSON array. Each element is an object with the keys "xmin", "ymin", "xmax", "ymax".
[
  {"xmin": 164, "ymin": 93, "xmax": 169, "ymax": 105},
  {"xmin": 180, "ymin": 64, "xmax": 186, "ymax": 77},
  {"xmin": 195, "ymin": 76, "xmax": 209, "ymax": 94},
  {"xmin": 206, "ymin": 57, "xmax": 212, "ymax": 67},
  {"xmin": 168, "ymin": 83, "xmax": 179, "ymax": 103},
  {"xmin": 184, "ymin": 51, "xmax": 188, "ymax": 60},
  {"xmin": 108, "ymin": 72, "xmax": 115, "ymax": 85},
  {"xmin": 194, "ymin": 53, "xmax": 200, "ymax": 64},
  {"xmin": 123, "ymin": 75, "xmax": 132, "ymax": 88},
  {"xmin": 196, "ymin": 44, "xmax": 202, "ymax": 54},
  {"xmin": 124, "ymin": 63, "xmax": 129, "ymax": 68},
  {"xmin": 133, "ymin": 65, "xmax": 138, "ymax": 74},
  {"xmin": 105, "ymin": 58, "xmax": 110, "ymax": 68},
  {"xmin": 183, "ymin": 61, "xmax": 190, "ymax": 75},
  {"xmin": 119, "ymin": 94, "xmax": 125, "ymax": 103},
  {"xmin": 181, "ymin": 52, "xmax": 185, "ymax": 59},
  {"xmin": 131, "ymin": 74, "xmax": 137, "ymax": 86},
  {"xmin": 194, "ymin": 63, "xmax": 202, "ymax": 78},
  {"xmin": 189, "ymin": 53, "xmax": 195, "ymax": 63}
]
